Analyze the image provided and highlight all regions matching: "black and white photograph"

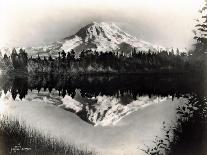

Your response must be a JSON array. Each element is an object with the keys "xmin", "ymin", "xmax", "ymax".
[{"xmin": 0, "ymin": 0, "xmax": 207, "ymax": 155}]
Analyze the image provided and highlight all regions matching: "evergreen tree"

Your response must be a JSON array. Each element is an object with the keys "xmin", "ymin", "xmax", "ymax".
[
  {"xmin": 37, "ymin": 54, "xmax": 41, "ymax": 61},
  {"xmin": 61, "ymin": 50, "xmax": 66, "ymax": 60},
  {"xmin": 70, "ymin": 49, "xmax": 75, "ymax": 60},
  {"xmin": 11, "ymin": 48, "xmax": 19, "ymax": 69},
  {"xmin": 67, "ymin": 52, "xmax": 71, "ymax": 61},
  {"xmin": 3, "ymin": 53, "xmax": 11, "ymax": 69},
  {"xmin": 48, "ymin": 55, "xmax": 53, "ymax": 61},
  {"xmin": 193, "ymin": 1, "xmax": 207, "ymax": 54},
  {"xmin": 19, "ymin": 48, "xmax": 28, "ymax": 68},
  {"xmin": 176, "ymin": 48, "xmax": 180, "ymax": 55},
  {"xmin": 58, "ymin": 52, "xmax": 61, "ymax": 60},
  {"xmin": 3, "ymin": 54, "xmax": 8, "ymax": 60}
]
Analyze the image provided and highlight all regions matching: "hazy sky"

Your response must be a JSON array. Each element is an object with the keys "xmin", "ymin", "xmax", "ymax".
[{"xmin": 0, "ymin": 0, "xmax": 205, "ymax": 49}]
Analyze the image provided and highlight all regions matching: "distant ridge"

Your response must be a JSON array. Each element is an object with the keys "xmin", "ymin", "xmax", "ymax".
[{"xmin": 0, "ymin": 22, "xmax": 187, "ymax": 57}]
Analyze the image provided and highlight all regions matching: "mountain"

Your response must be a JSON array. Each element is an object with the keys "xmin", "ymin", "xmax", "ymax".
[
  {"xmin": 25, "ymin": 22, "xmax": 167, "ymax": 57},
  {"xmin": 0, "ymin": 22, "xmax": 187, "ymax": 57},
  {"xmin": 61, "ymin": 22, "xmax": 163, "ymax": 54}
]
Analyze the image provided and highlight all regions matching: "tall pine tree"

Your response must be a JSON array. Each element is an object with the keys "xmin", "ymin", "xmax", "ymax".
[{"xmin": 194, "ymin": 1, "xmax": 207, "ymax": 55}]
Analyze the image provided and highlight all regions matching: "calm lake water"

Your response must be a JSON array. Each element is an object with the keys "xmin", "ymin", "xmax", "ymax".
[{"xmin": 0, "ymin": 74, "xmax": 206, "ymax": 155}]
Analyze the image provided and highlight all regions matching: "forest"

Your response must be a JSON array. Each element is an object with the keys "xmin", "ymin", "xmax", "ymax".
[{"xmin": 0, "ymin": 47, "xmax": 206, "ymax": 75}]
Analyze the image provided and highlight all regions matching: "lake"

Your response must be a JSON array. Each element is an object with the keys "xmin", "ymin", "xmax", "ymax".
[{"xmin": 0, "ymin": 74, "xmax": 206, "ymax": 155}]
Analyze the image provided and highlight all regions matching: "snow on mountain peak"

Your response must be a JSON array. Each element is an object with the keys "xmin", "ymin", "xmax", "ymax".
[
  {"xmin": 3, "ymin": 21, "xmax": 186, "ymax": 57},
  {"xmin": 60, "ymin": 21, "xmax": 160, "ymax": 54}
]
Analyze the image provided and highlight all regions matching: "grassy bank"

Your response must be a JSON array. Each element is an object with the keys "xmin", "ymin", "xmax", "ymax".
[{"xmin": 0, "ymin": 115, "xmax": 96, "ymax": 155}]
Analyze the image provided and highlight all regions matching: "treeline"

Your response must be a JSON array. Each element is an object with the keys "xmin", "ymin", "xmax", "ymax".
[
  {"xmin": 27, "ymin": 48, "xmax": 204, "ymax": 75},
  {"xmin": 28, "ymin": 50, "xmax": 189, "ymax": 74},
  {"xmin": 0, "ymin": 48, "xmax": 206, "ymax": 75},
  {"xmin": 0, "ymin": 48, "xmax": 28, "ymax": 71},
  {"xmin": 11, "ymin": 48, "xmax": 28, "ymax": 69}
]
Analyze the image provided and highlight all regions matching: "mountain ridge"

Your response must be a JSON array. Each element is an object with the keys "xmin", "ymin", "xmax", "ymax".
[
  {"xmin": 0, "ymin": 22, "xmax": 187, "ymax": 57},
  {"xmin": 60, "ymin": 22, "xmax": 161, "ymax": 55}
]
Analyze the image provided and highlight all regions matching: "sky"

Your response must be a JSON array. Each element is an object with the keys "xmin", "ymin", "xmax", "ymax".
[{"xmin": 0, "ymin": 0, "xmax": 205, "ymax": 49}]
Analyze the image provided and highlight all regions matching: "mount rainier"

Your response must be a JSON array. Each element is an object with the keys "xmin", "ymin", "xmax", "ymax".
[
  {"xmin": 25, "ymin": 22, "xmax": 167, "ymax": 57},
  {"xmin": 1, "ymin": 22, "xmax": 186, "ymax": 57}
]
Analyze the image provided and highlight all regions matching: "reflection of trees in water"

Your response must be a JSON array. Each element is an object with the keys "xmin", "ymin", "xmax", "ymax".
[
  {"xmin": 0, "ymin": 74, "xmax": 206, "ymax": 101},
  {"xmin": 143, "ymin": 95, "xmax": 207, "ymax": 155},
  {"xmin": 11, "ymin": 77, "xmax": 28, "ymax": 100},
  {"xmin": 0, "ymin": 76, "xmax": 28, "ymax": 100},
  {"xmin": 0, "ymin": 74, "xmax": 207, "ymax": 154}
]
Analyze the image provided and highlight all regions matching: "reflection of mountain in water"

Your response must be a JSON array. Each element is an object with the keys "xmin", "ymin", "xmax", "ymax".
[
  {"xmin": 0, "ymin": 74, "xmax": 206, "ymax": 126},
  {"xmin": 60, "ymin": 89, "xmax": 169, "ymax": 126},
  {"xmin": 1, "ymin": 74, "xmax": 207, "ymax": 155}
]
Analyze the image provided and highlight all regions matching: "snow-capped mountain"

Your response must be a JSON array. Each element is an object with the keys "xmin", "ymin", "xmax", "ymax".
[
  {"xmin": 61, "ymin": 22, "xmax": 162, "ymax": 54},
  {"xmin": 24, "ymin": 22, "xmax": 167, "ymax": 57},
  {"xmin": 0, "ymin": 22, "xmax": 187, "ymax": 57}
]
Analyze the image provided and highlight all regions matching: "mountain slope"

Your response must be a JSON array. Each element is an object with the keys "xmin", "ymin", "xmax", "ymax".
[
  {"xmin": 25, "ymin": 22, "xmax": 165, "ymax": 57},
  {"xmin": 1, "ymin": 22, "xmax": 186, "ymax": 57},
  {"xmin": 61, "ymin": 22, "xmax": 161, "ymax": 54}
]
